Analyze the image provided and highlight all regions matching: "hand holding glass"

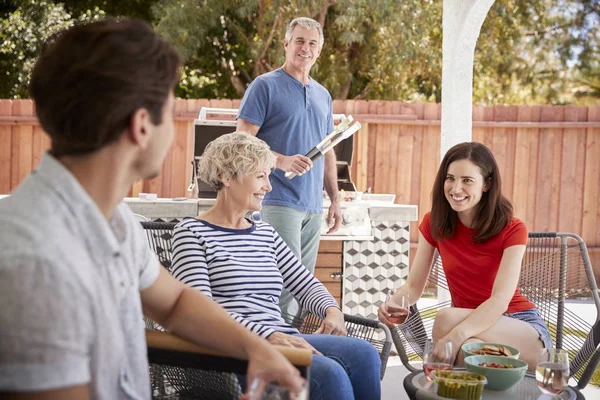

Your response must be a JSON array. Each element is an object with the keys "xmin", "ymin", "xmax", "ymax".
[
  {"xmin": 536, "ymin": 348, "xmax": 569, "ymax": 395},
  {"xmin": 423, "ymin": 340, "xmax": 453, "ymax": 380},
  {"xmin": 384, "ymin": 289, "xmax": 410, "ymax": 325},
  {"xmin": 248, "ymin": 376, "xmax": 308, "ymax": 400}
]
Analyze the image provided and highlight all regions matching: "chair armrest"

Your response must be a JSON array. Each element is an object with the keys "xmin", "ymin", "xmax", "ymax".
[
  {"xmin": 343, "ymin": 313, "xmax": 381, "ymax": 328},
  {"xmin": 146, "ymin": 330, "xmax": 313, "ymax": 367},
  {"xmin": 576, "ymin": 348, "xmax": 600, "ymax": 390}
]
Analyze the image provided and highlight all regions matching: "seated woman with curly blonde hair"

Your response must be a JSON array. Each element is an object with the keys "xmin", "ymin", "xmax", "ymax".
[{"xmin": 171, "ymin": 132, "xmax": 381, "ymax": 400}]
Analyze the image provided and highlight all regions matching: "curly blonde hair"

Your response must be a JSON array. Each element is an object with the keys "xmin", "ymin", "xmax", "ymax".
[{"xmin": 197, "ymin": 132, "xmax": 276, "ymax": 191}]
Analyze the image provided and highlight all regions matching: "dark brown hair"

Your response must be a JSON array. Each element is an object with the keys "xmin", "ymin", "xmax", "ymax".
[
  {"xmin": 29, "ymin": 17, "xmax": 182, "ymax": 157},
  {"xmin": 430, "ymin": 142, "xmax": 514, "ymax": 243}
]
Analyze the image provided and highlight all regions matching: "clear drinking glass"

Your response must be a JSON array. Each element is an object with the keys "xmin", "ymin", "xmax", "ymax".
[
  {"xmin": 384, "ymin": 288, "xmax": 410, "ymax": 325},
  {"xmin": 536, "ymin": 348, "xmax": 569, "ymax": 395},
  {"xmin": 422, "ymin": 339, "xmax": 453, "ymax": 380},
  {"xmin": 248, "ymin": 376, "xmax": 308, "ymax": 400}
]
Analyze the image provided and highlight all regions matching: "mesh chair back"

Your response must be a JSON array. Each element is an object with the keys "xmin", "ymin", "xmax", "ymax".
[
  {"xmin": 392, "ymin": 251, "xmax": 451, "ymax": 370},
  {"xmin": 519, "ymin": 233, "xmax": 600, "ymax": 387},
  {"xmin": 141, "ymin": 222, "xmax": 178, "ymax": 272},
  {"xmin": 149, "ymin": 364, "xmax": 242, "ymax": 400},
  {"xmin": 141, "ymin": 221, "xmax": 243, "ymax": 399}
]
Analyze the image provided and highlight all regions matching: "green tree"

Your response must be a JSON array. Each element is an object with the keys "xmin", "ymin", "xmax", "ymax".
[
  {"xmin": 0, "ymin": 0, "xmax": 597, "ymax": 104},
  {"xmin": 0, "ymin": 0, "xmax": 105, "ymax": 98},
  {"xmin": 152, "ymin": 0, "xmax": 331, "ymax": 99},
  {"xmin": 59, "ymin": 0, "xmax": 160, "ymax": 23},
  {"xmin": 473, "ymin": 0, "xmax": 600, "ymax": 104}
]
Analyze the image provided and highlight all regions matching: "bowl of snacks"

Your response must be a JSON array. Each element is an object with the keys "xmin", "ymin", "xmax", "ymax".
[
  {"xmin": 464, "ymin": 355, "xmax": 528, "ymax": 391},
  {"xmin": 461, "ymin": 342, "xmax": 520, "ymax": 360},
  {"xmin": 431, "ymin": 370, "xmax": 487, "ymax": 400}
]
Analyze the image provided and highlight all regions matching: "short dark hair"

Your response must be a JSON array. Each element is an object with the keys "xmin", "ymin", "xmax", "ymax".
[
  {"xmin": 29, "ymin": 17, "xmax": 182, "ymax": 157},
  {"xmin": 430, "ymin": 142, "xmax": 514, "ymax": 243}
]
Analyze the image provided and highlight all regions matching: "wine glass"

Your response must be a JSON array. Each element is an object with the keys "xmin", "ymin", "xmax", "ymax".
[
  {"xmin": 384, "ymin": 288, "xmax": 410, "ymax": 325},
  {"xmin": 248, "ymin": 376, "xmax": 308, "ymax": 400},
  {"xmin": 423, "ymin": 339, "xmax": 453, "ymax": 380},
  {"xmin": 536, "ymin": 348, "xmax": 569, "ymax": 395}
]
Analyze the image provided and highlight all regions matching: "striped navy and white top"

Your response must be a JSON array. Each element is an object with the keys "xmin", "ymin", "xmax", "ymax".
[{"xmin": 172, "ymin": 217, "xmax": 339, "ymax": 338}]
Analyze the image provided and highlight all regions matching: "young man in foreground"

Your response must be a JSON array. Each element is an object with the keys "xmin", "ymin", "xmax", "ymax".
[{"xmin": 0, "ymin": 17, "xmax": 303, "ymax": 399}]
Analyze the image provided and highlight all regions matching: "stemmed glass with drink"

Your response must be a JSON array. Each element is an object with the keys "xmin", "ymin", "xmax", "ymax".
[
  {"xmin": 383, "ymin": 288, "xmax": 410, "ymax": 325},
  {"xmin": 423, "ymin": 339, "xmax": 453, "ymax": 380},
  {"xmin": 536, "ymin": 348, "xmax": 569, "ymax": 396}
]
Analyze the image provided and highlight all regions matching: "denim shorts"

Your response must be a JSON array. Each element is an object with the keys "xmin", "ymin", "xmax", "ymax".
[{"xmin": 504, "ymin": 308, "xmax": 553, "ymax": 350}]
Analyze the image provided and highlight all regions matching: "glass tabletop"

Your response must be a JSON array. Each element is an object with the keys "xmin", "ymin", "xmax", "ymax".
[{"xmin": 404, "ymin": 371, "xmax": 583, "ymax": 400}]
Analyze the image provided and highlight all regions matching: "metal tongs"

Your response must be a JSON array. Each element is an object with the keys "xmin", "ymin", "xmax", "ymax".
[
  {"xmin": 186, "ymin": 160, "xmax": 199, "ymax": 198},
  {"xmin": 284, "ymin": 116, "xmax": 361, "ymax": 180}
]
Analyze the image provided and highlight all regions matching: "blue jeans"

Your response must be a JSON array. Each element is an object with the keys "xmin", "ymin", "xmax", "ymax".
[
  {"xmin": 299, "ymin": 334, "xmax": 381, "ymax": 400},
  {"xmin": 261, "ymin": 205, "xmax": 322, "ymax": 317},
  {"xmin": 504, "ymin": 308, "xmax": 553, "ymax": 350}
]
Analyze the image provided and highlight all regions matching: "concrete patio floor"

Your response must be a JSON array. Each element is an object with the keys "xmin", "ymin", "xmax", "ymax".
[{"xmin": 381, "ymin": 299, "xmax": 600, "ymax": 399}]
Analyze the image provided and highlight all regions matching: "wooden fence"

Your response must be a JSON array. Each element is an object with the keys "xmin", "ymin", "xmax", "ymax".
[{"xmin": 1, "ymin": 99, "xmax": 599, "ymax": 253}]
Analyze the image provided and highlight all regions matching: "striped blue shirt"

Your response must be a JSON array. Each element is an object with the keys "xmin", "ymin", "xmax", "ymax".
[{"xmin": 172, "ymin": 217, "xmax": 339, "ymax": 338}]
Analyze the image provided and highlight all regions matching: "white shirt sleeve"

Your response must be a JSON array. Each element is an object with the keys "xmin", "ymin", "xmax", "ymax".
[{"xmin": 121, "ymin": 205, "xmax": 160, "ymax": 291}]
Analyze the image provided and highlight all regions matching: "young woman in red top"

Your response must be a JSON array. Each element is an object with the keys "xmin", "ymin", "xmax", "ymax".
[{"xmin": 379, "ymin": 142, "xmax": 551, "ymax": 371}]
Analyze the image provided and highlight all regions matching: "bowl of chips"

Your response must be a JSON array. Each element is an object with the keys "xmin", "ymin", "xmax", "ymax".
[{"xmin": 461, "ymin": 342, "xmax": 520, "ymax": 360}]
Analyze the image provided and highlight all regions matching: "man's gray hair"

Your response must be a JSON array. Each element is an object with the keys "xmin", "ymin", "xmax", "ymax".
[{"xmin": 285, "ymin": 17, "xmax": 324, "ymax": 49}]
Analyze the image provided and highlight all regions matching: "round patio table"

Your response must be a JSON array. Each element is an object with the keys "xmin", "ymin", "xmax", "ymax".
[{"xmin": 403, "ymin": 370, "xmax": 585, "ymax": 400}]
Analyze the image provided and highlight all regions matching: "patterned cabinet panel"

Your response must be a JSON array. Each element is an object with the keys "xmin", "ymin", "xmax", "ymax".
[{"xmin": 343, "ymin": 220, "xmax": 411, "ymax": 319}]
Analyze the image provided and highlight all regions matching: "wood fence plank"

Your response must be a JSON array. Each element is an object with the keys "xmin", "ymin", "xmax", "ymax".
[
  {"xmin": 32, "ymin": 126, "xmax": 44, "ymax": 169},
  {"xmin": 534, "ymin": 106, "xmax": 558, "ymax": 231},
  {"xmin": 160, "ymin": 143, "xmax": 174, "ymax": 198},
  {"xmin": 472, "ymin": 105, "xmax": 485, "ymax": 144},
  {"xmin": 353, "ymin": 123, "xmax": 369, "ymax": 192},
  {"xmin": 0, "ymin": 100, "xmax": 13, "ymax": 194},
  {"xmin": 169, "ymin": 99, "xmax": 190, "ymax": 197},
  {"xmin": 395, "ymin": 126, "xmax": 413, "ymax": 204},
  {"xmin": 583, "ymin": 106, "xmax": 600, "ymax": 244},
  {"xmin": 550, "ymin": 111, "xmax": 564, "ymax": 232},
  {"xmin": 482, "ymin": 107, "xmax": 495, "ymax": 149},
  {"xmin": 387, "ymin": 125, "xmax": 399, "ymax": 197},
  {"xmin": 503, "ymin": 106, "xmax": 518, "ymax": 200},
  {"xmin": 558, "ymin": 106, "xmax": 586, "ymax": 233},
  {"xmin": 374, "ymin": 102, "xmax": 388, "ymax": 198},
  {"xmin": 374, "ymin": 124, "xmax": 391, "ymax": 194},
  {"xmin": 418, "ymin": 103, "xmax": 440, "ymax": 229},
  {"xmin": 513, "ymin": 106, "xmax": 533, "ymax": 223},
  {"xmin": 526, "ymin": 106, "xmax": 541, "ymax": 231},
  {"xmin": 131, "ymin": 180, "xmax": 143, "ymax": 197},
  {"xmin": 409, "ymin": 122, "xmax": 424, "ymax": 244},
  {"xmin": 11, "ymin": 100, "xmax": 34, "ymax": 190}
]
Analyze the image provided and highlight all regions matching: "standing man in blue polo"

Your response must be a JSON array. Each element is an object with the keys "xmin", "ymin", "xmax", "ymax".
[{"xmin": 237, "ymin": 17, "xmax": 342, "ymax": 317}]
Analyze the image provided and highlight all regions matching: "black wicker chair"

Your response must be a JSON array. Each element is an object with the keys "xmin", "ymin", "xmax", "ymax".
[
  {"xmin": 146, "ymin": 330, "xmax": 311, "ymax": 400},
  {"xmin": 392, "ymin": 232, "xmax": 600, "ymax": 392}
]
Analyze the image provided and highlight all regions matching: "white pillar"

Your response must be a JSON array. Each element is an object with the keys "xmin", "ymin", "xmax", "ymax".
[
  {"xmin": 441, "ymin": 0, "xmax": 495, "ymax": 158},
  {"xmin": 438, "ymin": 0, "xmax": 494, "ymax": 305}
]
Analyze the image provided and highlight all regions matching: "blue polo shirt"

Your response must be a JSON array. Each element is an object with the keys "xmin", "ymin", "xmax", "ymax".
[{"xmin": 237, "ymin": 68, "xmax": 334, "ymax": 214}]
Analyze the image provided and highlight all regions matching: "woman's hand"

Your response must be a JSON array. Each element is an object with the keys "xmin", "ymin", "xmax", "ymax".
[
  {"xmin": 440, "ymin": 330, "xmax": 465, "ymax": 365},
  {"xmin": 377, "ymin": 302, "xmax": 396, "ymax": 329},
  {"xmin": 267, "ymin": 332, "xmax": 322, "ymax": 355},
  {"xmin": 378, "ymin": 287, "xmax": 412, "ymax": 328},
  {"xmin": 315, "ymin": 307, "xmax": 347, "ymax": 336}
]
